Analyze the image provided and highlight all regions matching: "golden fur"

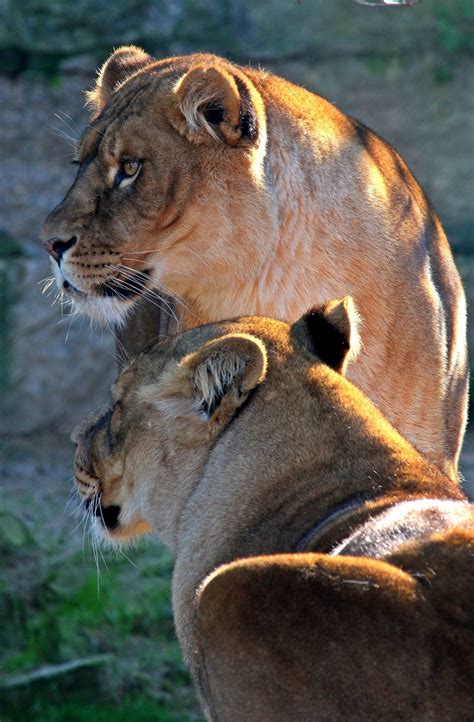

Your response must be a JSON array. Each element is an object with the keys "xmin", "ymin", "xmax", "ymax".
[
  {"xmin": 42, "ymin": 46, "xmax": 467, "ymax": 478},
  {"xmin": 73, "ymin": 301, "xmax": 473, "ymax": 721}
]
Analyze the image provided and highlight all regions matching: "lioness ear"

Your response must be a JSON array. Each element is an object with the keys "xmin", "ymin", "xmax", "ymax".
[
  {"xmin": 168, "ymin": 65, "xmax": 258, "ymax": 146},
  {"xmin": 291, "ymin": 296, "xmax": 361, "ymax": 374},
  {"xmin": 86, "ymin": 45, "xmax": 153, "ymax": 118},
  {"xmin": 181, "ymin": 333, "xmax": 268, "ymax": 425}
]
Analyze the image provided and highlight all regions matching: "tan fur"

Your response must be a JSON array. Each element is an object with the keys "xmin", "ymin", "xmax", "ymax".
[
  {"xmin": 42, "ymin": 47, "xmax": 467, "ymax": 478},
  {"xmin": 73, "ymin": 303, "xmax": 472, "ymax": 720}
]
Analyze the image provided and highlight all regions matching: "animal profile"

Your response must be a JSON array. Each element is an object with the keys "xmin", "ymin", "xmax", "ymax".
[
  {"xmin": 41, "ymin": 46, "xmax": 467, "ymax": 479},
  {"xmin": 73, "ymin": 299, "xmax": 474, "ymax": 721}
]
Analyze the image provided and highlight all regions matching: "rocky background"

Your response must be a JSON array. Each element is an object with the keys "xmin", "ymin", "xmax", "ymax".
[
  {"xmin": 1, "ymin": 1, "xmax": 473, "ymax": 719},
  {"xmin": 1, "ymin": 0, "xmax": 473, "ymax": 437}
]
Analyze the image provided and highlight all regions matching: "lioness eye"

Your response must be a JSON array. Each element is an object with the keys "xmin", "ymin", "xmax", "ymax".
[
  {"xmin": 123, "ymin": 160, "xmax": 140, "ymax": 176},
  {"xmin": 114, "ymin": 159, "xmax": 142, "ymax": 188}
]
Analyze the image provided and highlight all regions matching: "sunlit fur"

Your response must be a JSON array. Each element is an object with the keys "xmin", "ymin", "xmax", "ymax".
[
  {"xmin": 73, "ymin": 304, "xmax": 473, "ymax": 720},
  {"xmin": 43, "ymin": 46, "xmax": 467, "ymax": 478}
]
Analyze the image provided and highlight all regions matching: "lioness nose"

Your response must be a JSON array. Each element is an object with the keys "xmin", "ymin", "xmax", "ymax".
[{"xmin": 42, "ymin": 235, "xmax": 77, "ymax": 263}]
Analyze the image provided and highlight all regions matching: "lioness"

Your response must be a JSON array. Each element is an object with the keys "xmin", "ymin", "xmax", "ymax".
[
  {"xmin": 41, "ymin": 47, "xmax": 467, "ymax": 479},
  {"xmin": 73, "ymin": 300, "xmax": 474, "ymax": 721}
]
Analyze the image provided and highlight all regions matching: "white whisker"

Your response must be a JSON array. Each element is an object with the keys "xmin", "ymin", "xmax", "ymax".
[
  {"xmin": 122, "ymin": 243, "xmax": 178, "ymax": 254},
  {"xmin": 38, "ymin": 276, "xmax": 56, "ymax": 293},
  {"xmin": 107, "ymin": 263, "xmax": 198, "ymax": 325},
  {"xmin": 54, "ymin": 111, "xmax": 81, "ymax": 139},
  {"xmin": 122, "ymin": 256, "xmax": 210, "ymax": 282},
  {"xmin": 116, "ymin": 546, "xmax": 138, "ymax": 569},
  {"xmin": 112, "ymin": 333, "xmax": 131, "ymax": 366},
  {"xmin": 50, "ymin": 126, "xmax": 78, "ymax": 148},
  {"xmin": 103, "ymin": 272, "xmax": 181, "ymax": 327}
]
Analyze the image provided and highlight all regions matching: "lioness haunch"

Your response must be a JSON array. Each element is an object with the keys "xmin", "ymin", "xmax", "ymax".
[{"xmin": 73, "ymin": 298, "xmax": 474, "ymax": 721}]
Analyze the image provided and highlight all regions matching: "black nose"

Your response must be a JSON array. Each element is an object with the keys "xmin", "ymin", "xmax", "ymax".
[{"xmin": 43, "ymin": 236, "xmax": 77, "ymax": 263}]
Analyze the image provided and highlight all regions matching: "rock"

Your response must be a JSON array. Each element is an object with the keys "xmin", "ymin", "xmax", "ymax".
[
  {"xmin": 0, "ymin": 256, "xmax": 116, "ymax": 435},
  {"xmin": 0, "ymin": 1, "xmax": 471, "ymax": 67}
]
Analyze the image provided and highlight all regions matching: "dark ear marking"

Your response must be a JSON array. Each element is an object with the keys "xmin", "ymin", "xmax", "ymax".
[
  {"xmin": 202, "ymin": 103, "xmax": 226, "ymax": 126},
  {"xmin": 291, "ymin": 297, "xmax": 360, "ymax": 374},
  {"xmin": 235, "ymin": 77, "xmax": 258, "ymax": 141},
  {"xmin": 200, "ymin": 78, "xmax": 257, "ymax": 140},
  {"xmin": 304, "ymin": 310, "xmax": 350, "ymax": 372},
  {"xmin": 171, "ymin": 65, "xmax": 260, "ymax": 145}
]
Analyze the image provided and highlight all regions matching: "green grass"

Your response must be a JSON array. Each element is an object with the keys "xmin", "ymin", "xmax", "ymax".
[
  {"xmin": 2, "ymin": 695, "xmax": 193, "ymax": 722},
  {"xmin": 0, "ymin": 510, "xmax": 201, "ymax": 721},
  {"xmin": 0, "ymin": 230, "xmax": 23, "ymax": 259}
]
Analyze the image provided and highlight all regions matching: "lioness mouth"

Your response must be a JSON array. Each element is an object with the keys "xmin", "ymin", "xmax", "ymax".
[
  {"xmin": 63, "ymin": 279, "xmax": 85, "ymax": 295},
  {"xmin": 83, "ymin": 497, "xmax": 121, "ymax": 531}
]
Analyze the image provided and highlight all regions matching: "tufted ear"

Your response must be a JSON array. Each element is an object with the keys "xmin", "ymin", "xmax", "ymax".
[
  {"xmin": 179, "ymin": 333, "xmax": 268, "ymax": 430},
  {"xmin": 137, "ymin": 334, "xmax": 267, "ymax": 431},
  {"xmin": 291, "ymin": 296, "xmax": 361, "ymax": 374},
  {"xmin": 86, "ymin": 46, "xmax": 153, "ymax": 119},
  {"xmin": 168, "ymin": 65, "xmax": 259, "ymax": 146}
]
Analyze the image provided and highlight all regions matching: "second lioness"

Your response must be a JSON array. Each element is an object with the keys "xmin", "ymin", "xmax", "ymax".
[
  {"xmin": 42, "ymin": 47, "xmax": 467, "ymax": 477},
  {"xmin": 73, "ymin": 300, "xmax": 474, "ymax": 721}
]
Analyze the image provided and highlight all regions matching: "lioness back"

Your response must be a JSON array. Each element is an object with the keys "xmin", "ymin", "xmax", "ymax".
[{"xmin": 41, "ymin": 47, "xmax": 467, "ymax": 478}]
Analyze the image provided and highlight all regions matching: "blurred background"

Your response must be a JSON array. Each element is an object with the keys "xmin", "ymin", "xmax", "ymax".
[{"xmin": 0, "ymin": 0, "xmax": 473, "ymax": 719}]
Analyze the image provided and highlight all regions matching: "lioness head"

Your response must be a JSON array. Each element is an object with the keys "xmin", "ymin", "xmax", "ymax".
[
  {"xmin": 41, "ymin": 47, "xmax": 267, "ymax": 325},
  {"xmin": 72, "ymin": 297, "xmax": 359, "ymax": 549}
]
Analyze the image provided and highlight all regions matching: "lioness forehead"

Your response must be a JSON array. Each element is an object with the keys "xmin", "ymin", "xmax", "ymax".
[{"xmin": 78, "ymin": 81, "xmax": 160, "ymax": 163}]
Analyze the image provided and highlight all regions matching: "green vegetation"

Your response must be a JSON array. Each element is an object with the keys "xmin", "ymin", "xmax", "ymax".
[
  {"xmin": 0, "ymin": 230, "xmax": 24, "ymax": 259},
  {"xmin": 0, "ymin": 1, "xmax": 472, "ymax": 78},
  {"xmin": 5, "ymin": 696, "xmax": 188, "ymax": 722},
  {"xmin": 0, "ymin": 509, "xmax": 201, "ymax": 721},
  {"xmin": 434, "ymin": 0, "xmax": 474, "ymax": 55},
  {"xmin": 432, "ymin": 0, "xmax": 474, "ymax": 81}
]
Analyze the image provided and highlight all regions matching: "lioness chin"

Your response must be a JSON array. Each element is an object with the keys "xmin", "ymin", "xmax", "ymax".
[
  {"xmin": 41, "ymin": 46, "xmax": 467, "ymax": 479},
  {"xmin": 73, "ymin": 298, "xmax": 473, "ymax": 722}
]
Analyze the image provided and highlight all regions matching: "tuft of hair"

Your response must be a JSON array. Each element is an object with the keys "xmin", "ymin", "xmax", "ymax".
[{"xmin": 193, "ymin": 352, "xmax": 248, "ymax": 416}]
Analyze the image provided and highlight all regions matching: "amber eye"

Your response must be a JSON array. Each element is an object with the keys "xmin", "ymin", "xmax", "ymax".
[
  {"xmin": 123, "ymin": 160, "xmax": 140, "ymax": 176},
  {"xmin": 114, "ymin": 159, "xmax": 142, "ymax": 188}
]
